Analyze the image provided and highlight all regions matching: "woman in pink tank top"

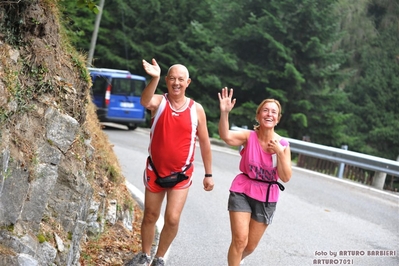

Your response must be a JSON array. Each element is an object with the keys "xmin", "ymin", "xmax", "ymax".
[{"xmin": 218, "ymin": 87, "xmax": 292, "ymax": 266}]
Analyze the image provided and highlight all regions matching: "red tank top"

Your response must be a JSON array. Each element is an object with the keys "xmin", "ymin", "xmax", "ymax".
[{"xmin": 148, "ymin": 94, "xmax": 197, "ymax": 177}]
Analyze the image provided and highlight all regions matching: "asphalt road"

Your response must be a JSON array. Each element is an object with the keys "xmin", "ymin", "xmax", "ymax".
[{"xmin": 104, "ymin": 125, "xmax": 399, "ymax": 266}]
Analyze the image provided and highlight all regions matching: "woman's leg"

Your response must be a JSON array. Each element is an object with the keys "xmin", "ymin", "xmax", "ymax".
[
  {"xmin": 241, "ymin": 219, "xmax": 268, "ymax": 260},
  {"xmin": 228, "ymin": 211, "xmax": 251, "ymax": 266}
]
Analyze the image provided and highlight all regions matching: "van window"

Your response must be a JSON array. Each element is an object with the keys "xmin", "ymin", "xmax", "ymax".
[
  {"xmin": 111, "ymin": 78, "xmax": 145, "ymax": 96},
  {"xmin": 91, "ymin": 76, "xmax": 146, "ymax": 97},
  {"xmin": 88, "ymin": 67, "xmax": 147, "ymax": 130},
  {"xmin": 133, "ymin": 79, "xmax": 146, "ymax": 95}
]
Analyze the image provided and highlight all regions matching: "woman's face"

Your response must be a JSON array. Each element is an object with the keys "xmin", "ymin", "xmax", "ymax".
[{"xmin": 257, "ymin": 101, "xmax": 280, "ymax": 128}]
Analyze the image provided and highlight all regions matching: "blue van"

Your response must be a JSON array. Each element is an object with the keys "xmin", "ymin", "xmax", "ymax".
[{"xmin": 88, "ymin": 68, "xmax": 147, "ymax": 130}]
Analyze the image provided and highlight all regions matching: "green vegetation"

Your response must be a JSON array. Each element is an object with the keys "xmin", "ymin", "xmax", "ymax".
[
  {"xmin": 37, "ymin": 233, "xmax": 47, "ymax": 243},
  {"xmin": 59, "ymin": 0, "xmax": 399, "ymax": 160},
  {"xmin": 67, "ymin": 231, "xmax": 73, "ymax": 241}
]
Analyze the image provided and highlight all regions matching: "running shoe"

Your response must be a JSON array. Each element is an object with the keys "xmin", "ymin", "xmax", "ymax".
[
  {"xmin": 150, "ymin": 257, "xmax": 165, "ymax": 266},
  {"xmin": 125, "ymin": 252, "xmax": 151, "ymax": 266}
]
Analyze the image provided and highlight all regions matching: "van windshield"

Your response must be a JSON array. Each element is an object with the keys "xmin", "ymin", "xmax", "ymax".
[
  {"xmin": 92, "ymin": 76, "xmax": 146, "ymax": 96},
  {"xmin": 112, "ymin": 78, "xmax": 146, "ymax": 96}
]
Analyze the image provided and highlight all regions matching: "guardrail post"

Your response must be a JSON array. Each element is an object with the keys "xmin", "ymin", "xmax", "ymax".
[
  {"xmin": 370, "ymin": 156, "xmax": 396, "ymax": 190},
  {"xmin": 371, "ymin": 171, "xmax": 387, "ymax": 190},
  {"xmin": 337, "ymin": 145, "xmax": 348, "ymax": 178}
]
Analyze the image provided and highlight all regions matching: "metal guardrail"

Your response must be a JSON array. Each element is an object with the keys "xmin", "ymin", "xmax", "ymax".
[
  {"xmin": 230, "ymin": 126, "xmax": 399, "ymax": 177},
  {"xmin": 288, "ymin": 138, "xmax": 399, "ymax": 177}
]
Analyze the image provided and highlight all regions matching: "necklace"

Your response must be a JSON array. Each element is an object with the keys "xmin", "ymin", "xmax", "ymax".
[{"xmin": 172, "ymin": 97, "xmax": 188, "ymax": 111}]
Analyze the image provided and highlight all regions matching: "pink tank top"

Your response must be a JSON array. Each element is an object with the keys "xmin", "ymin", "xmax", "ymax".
[
  {"xmin": 229, "ymin": 131, "xmax": 289, "ymax": 203},
  {"xmin": 149, "ymin": 94, "xmax": 197, "ymax": 177}
]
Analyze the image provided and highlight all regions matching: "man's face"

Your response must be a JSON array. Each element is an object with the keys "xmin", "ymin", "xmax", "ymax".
[{"xmin": 165, "ymin": 66, "xmax": 191, "ymax": 96}]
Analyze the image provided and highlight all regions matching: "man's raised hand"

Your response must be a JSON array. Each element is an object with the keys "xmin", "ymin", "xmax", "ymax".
[{"xmin": 142, "ymin": 58, "xmax": 161, "ymax": 78}]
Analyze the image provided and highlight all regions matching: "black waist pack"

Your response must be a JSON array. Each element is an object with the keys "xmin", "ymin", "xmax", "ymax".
[{"xmin": 148, "ymin": 156, "xmax": 191, "ymax": 188}]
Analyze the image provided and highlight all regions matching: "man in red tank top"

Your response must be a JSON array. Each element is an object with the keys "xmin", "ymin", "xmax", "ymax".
[{"xmin": 127, "ymin": 58, "xmax": 214, "ymax": 266}]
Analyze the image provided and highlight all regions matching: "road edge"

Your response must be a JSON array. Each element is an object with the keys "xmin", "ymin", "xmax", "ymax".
[{"xmin": 125, "ymin": 181, "xmax": 171, "ymax": 263}]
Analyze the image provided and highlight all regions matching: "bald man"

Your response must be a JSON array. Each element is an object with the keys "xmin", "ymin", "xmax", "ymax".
[{"xmin": 127, "ymin": 59, "xmax": 214, "ymax": 266}]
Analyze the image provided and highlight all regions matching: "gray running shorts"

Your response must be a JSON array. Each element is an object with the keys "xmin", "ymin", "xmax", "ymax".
[{"xmin": 228, "ymin": 191, "xmax": 277, "ymax": 224}]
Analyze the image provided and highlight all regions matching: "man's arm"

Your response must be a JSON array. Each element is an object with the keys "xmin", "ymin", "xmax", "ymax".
[
  {"xmin": 196, "ymin": 103, "xmax": 214, "ymax": 191},
  {"xmin": 141, "ymin": 59, "xmax": 163, "ymax": 112}
]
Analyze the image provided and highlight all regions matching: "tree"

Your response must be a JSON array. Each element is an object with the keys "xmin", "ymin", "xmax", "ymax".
[
  {"xmin": 346, "ymin": 6, "xmax": 399, "ymax": 158},
  {"xmin": 209, "ymin": 0, "xmax": 349, "ymax": 143},
  {"xmin": 334, "ymin": 0, "xmax": 399, "ymax": 159},
  {"xmin": 61, "ymin": 0, "xmax": 398, "ymax": 159}
]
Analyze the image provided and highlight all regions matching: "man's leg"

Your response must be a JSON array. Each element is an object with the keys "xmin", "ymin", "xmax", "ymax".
[
  {"xmin": 141, "ymin": 188, "xmax": 166, "ymax": 255},
  {"xmin": 154, "ymin": 187, "xmax": 189, "ymax": 257}
]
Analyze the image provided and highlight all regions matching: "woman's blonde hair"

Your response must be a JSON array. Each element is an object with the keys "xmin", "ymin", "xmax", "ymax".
[{"xmin": 253, "ymin": 99, "xmax": 282, "ymax": 130}]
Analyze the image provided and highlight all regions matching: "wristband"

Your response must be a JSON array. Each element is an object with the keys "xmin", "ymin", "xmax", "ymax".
[{"xmin": 205, "ymin": 174, "xmax": 212, "ymax": 177}]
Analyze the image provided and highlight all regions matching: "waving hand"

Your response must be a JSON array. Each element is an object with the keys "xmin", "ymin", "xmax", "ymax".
[
  {"xmin": 142, "ymin": 58, "xmax": 161, "ymax": 78},
  {"xmin": 218, "ymin": 87, "xmax": 236, "ymax": 113}
]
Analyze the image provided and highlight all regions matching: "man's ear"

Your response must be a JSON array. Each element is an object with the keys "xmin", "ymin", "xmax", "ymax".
[{"xmin": 186, "ymin": 78, "xmax": 191, "ymax": 86}]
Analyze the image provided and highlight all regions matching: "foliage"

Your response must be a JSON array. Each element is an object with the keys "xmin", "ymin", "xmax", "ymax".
[
  {"xmin": 334, "ymin": 0, "xmax": 399, "ymax": 159},
  {"xmin": 215, "ymin": 0, "xmax": 349, "ymax": 143},
  {"xmin": 77, "ymin": 0, "xmax": 99, "ymax": 14},
  {"xmin": 59, "ymin": 0, "xmax": 399, "ymax": 159},
  {"xmin": 342, "ymin": 27, "xmax": 399, "ymax": 158}
]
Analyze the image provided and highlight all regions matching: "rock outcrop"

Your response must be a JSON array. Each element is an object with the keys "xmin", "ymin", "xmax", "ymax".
[{"xmin": 0, "ymin": 1, "xmax": 135, "ymax": 265}]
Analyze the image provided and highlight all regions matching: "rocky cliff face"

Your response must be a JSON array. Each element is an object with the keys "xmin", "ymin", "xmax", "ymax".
[
  {"xmin": 0, "ymin": 106, "xmax": 93, "ymax": 265},
  {"xmin": 0, "ymin": 1, "xmax": 135, "ymax": 265}
]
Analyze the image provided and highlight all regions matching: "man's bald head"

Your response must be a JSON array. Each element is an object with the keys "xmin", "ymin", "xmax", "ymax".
[{"xmin": 167, "ymin": 64, "xmax": 190, "ymax": 79}]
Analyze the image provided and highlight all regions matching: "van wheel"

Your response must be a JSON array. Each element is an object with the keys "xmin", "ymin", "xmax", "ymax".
[{"xmin": 127, "ymin": 124, "xmax": 137, "ymax": 130}]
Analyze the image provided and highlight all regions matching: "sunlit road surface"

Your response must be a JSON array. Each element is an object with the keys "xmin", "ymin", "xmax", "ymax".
[{"xmin": 105, "ymin": 126, "xmax": 399, "ymax": 266}]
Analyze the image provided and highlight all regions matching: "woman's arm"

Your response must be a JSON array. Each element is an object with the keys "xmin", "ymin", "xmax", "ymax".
[
  {"xmin": 218, "ymin": 87, "xmax": 249, "ymax": 146},
  {"xmin": 276, "ymin": 144, "xmax": 292, "ymax": 182}
]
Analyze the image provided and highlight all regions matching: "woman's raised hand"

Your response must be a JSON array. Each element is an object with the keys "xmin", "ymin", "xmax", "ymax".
[{"xmin": 218, "ymin": 87, "xmax": 236, "ymax": 112}]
